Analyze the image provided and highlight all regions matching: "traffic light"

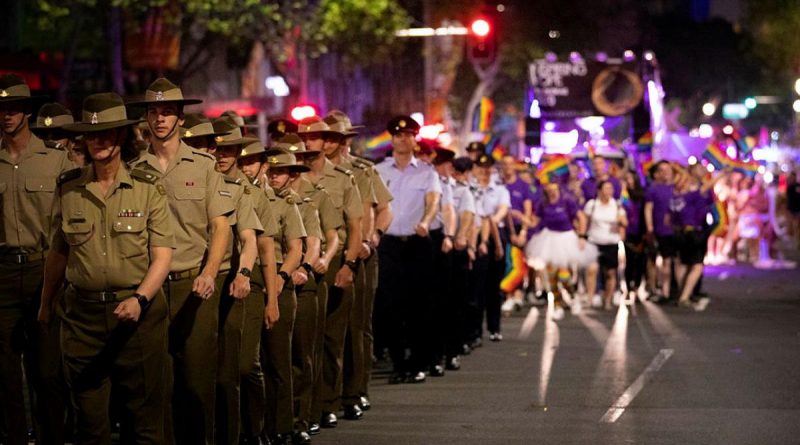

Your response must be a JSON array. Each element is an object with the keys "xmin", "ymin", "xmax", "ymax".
[
  {"xmin": 468, "ymin": 17, "xmax": 496, "ymax": 62},
  {"xmin": 290, "ymin": 105, "xmax": 316, "ymax": 121}
]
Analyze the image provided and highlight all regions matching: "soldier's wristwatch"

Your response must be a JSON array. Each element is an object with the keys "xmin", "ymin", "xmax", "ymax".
[
  {"xmin": 134, "ymin": 293, "xmax": 151, "ymax": 311},
  {"xmin": 238, "ymin": 267, "xmax": 252, "ymax": 278},
  {"xmin": 277, "ymin": 270, "xmax": 291, "ymax": 283},
  {"xmin": 344, "ymin": 259, "xmax": 359, "ymax": 273}
]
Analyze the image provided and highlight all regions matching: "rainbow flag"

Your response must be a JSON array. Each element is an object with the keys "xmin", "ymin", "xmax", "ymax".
[
  {"xmin": 637, "ymin": 151, "xmax": 654, "ymax": 180},
  {"xmin": 365, "ymin": 131, "xmax": 392, "ymax": 153},
  {"xmin": 500, "ymin": 245, "xmax": 528, "ymax": 293},
  {"xmin": 702, "ymin": 142, "xmax": 728, "ymax": 170},
  {"xmin": 537, "ymin": 155, "xmax": 570, "ymax": 184},
  {"xmin": 730, "ymin": 128, "xmax": 754, "ymax": 156},
  {"xmin": 473, "ymin": 96, "xmax": 494, "ymax": 132},
  {"xmin": 730, "ymin": 158, "xmax": 759, "ymax": 178},
  {"xmin": 636, "ymin": 131, "xmax": 653, "ymax": 153},
  {"xmin": 557, "ymin": 268, "xmax": 571, "ymax": 283},
  {"xmin": 620, "ymin": 187, "xmax": 630, "ymax": 207},
  {"xmin": 585, "ymin": 142, "xmax": 596, "ymax": 158},
  {"xmin": 491, "ymin": 144, "xmax": 506, "ymax": 161},
  {"xmin": 709, "ymin": 198, "xmax": 728, "ymax": 237}
]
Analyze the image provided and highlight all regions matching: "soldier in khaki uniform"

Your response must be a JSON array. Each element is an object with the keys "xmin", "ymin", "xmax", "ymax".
[
  {"xmin": 235, "ymin": 140, "xmax": 282, "ymax": 444},
  {"xmin": 278, "ymin": 135, "xmax": 343, "ymax": 437},
  {"xmin": 325, "ymin": 111, "xmax": 394, "ymax": 412},
  {"xmin": 128, "ymin": 78, "xmax": 234, "ymax": 445},
  {"xmin": 39, "ymin": 92, "xmax": 174, "ymax": 444},
  {"xmin": 31, "ymin": 102, "xmax": 76, "ymax": 150},
  {"xmin": 191, "ymin": 117, "xmax": 263, "ymax": 445},
  {"xmin": 0, "ymin": 74, "xmax": 73, "ymax": 445},
  {"xmin": 262, "ymin": 150, "xmax": 306, "ymax": 444},
  {"xmin": 296, "ymin": 116, "xmax": 363, "ymax": 430},
  {"xmin": 321, "ymin": 115, "xmax": 375, "ymax": 420}
]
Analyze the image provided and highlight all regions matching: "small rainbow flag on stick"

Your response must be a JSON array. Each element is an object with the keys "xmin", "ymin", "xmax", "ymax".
[
  {"xmin": 730, "ymin": 159, "xmax": 759, "ymax": 178},
  {"xmin": 473, "ymin": 96, "xmax": 494, "ymax": 132},
  {"xmin": 365, "ymin": 131, "xmax": 392, "ymax": 153},
  {"xmin": 636, "ymin": 131, "xmax": 653, "ymax": 153},
  {"xmin": 702, "ymin": 142, "xmax": 728, "ymax": 170},
  {"xmin": 709, "ymin": 199, "xmax": 728, "ymax": 237},
  {"xmin": 500, "ymin": 245, "xmax": 528, "ymax": 293},
  {"xmin": 536, "ymin": 155, "xmax": 570, "ymax": 184},
  {"xmin": 620, "ymin": 187, "xmax": 631, "ymax": 207}
]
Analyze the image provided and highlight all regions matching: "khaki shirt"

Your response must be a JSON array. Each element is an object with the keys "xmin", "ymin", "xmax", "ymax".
[
  {"xmin": 220, "ymin": 175, "xmax": 263, "ymax": 272},
  {"xmin": 340, "ymin": 158, "xmax": 376, "ymax": 206},
  {"xmin": 297, "ymin": 177, "xmax": 342, "ymax": 251},
  {"xmin": 236, "ymin": 170, "xmax": 279, "ymax": 239},
  {"xmin": 351, "ymin": 156, "xmax": 393, "ymax": 206},
  {"xmin": 0, "ymin": 134, "xmax": 73, "ymax": 251},
  {"xmin": 292, "ymin": 189, "xmax": 322, "ymax": 241},
  {"xmin": 313, "ymin": 159, "xmax": 362, "ymax": 248},
  {"xmin": 54, "ymin": 166, "xmax": 174, "ymax": 291},
  {"xmin": 268, "ymin": 188, "xmax": 306, "ymax": 263},
  {"xmin": 130, "ymin": 142, "xmax": 234, "ymax": 271}
]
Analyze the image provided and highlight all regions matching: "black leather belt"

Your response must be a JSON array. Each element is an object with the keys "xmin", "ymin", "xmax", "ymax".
[
  {"xmin": 0, "ymin": 250, "xmax": 47, "ymax": 264},
  {"xmin": 71, "ymin": 285, "xmax": 137, "ymax": 302},
  {"xmin": 167, "ymin": 266, "xmax": 202, "ymax": 281}
]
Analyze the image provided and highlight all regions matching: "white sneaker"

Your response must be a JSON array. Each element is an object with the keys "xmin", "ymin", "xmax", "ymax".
[
  {"xmin": 501, "ymin": 298, "xmax": 516, "ymax": 314},
  {"xmin": 694, "ymin": 297, "xmax": 710, "ymax": 312},
  {"xmin": 552, "ymin": 306, "xmax": 565, "ymax": 321},
  {"xmin": 592, "ymin": 294, "xmax": 603, "ymax": 308},
  {"xmin": 612, "ymin": 291, "xmax": 622, "ymax": 306},
  {"xmin": 571, "ymin": 298, "xmax": 582, "ymax": 315}
]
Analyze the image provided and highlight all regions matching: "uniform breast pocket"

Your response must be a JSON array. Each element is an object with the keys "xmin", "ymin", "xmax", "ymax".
[
  {"xmin": 25, "ymin": 176, "xmax": 56, "ymax": 193},
  {"xmin": 172, "ymin": 186, "xmax": 207, "ymax": 224},
  {"xmin": 112, "ymin": 217, "xmax": 148, "ymax": 258},
  {"xmin": 62, "ymin": 222, "xmax": 94, "ymax": 246}
]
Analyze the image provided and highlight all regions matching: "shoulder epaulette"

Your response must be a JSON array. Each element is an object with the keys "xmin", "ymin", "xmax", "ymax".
[
  {"xmin": 314, "ymin": 182, "xmax": 326, "ymax": 191},
  {"xmin": 223, "ymin": 176, "xmax": 243, "ymax": 186},
  {"xmin": 284, "ymin": 194, "xmax": 297, "ymax": 205},
  {"xmin": 303, "ymin": 197, "xmax": 312, "ymax": 203},
  {"xmin": 57, "ymin": 168, "xmax": 82, "ymax": 186},
  {"xmin": 192, "ymin": 149, "xmax": 216, "ymax": 161},
  {"xmin": 334, "ymin": 165, "xmax": 353, "ymax": 176},
  {"xmin": 130, "ymin": 168, "xmax": 159, "ymax": 184},
  {"xmin": 353, "ymin": 156, "xmax": 375, "ymax": 167}
]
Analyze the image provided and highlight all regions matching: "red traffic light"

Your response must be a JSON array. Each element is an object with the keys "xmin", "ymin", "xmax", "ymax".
[
  {"xmin": 290, "ymin": 105, "xmax": 317, "ymax": 121},
  {"xmin": 471, "ymin": 18, "xmax": 491, "ymax": 38}
]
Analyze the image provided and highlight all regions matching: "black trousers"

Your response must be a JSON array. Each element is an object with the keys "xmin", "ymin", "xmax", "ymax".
[
  {"xmin": 374, "ymin": 234, "xmax": 434, "ymax": 374},
  {"xmin": 484, "ymin": 233, "xmax": 506, "ymax": 335},
  {"xmin": 428, "ymin": 229, "xmax": 452, "ymax": 367},
  {"xmin": 625, "ymin": 235, "xmax": 647, "ymax": 291},
  {"xmin": 448, "ymin": 250, "xmax": 470, "ymax": 358}
]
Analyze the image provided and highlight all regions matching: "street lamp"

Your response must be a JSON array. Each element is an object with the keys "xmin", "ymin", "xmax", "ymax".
[
  {"xmin": 794, "ymin": 79, "xmax": 800, "ymax": 96},
  {"xmin": 793, "ymin": 99, "xmax": 800, "ymax": 113},
  {"xmin": 702, "ymin": 102, "xmax": 716, "ymax": 117}
]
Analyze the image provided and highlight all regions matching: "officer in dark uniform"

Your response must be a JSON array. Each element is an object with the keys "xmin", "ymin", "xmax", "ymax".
[
  {"xmin": 374, "ymin": 116, "xmax": 442, "ymax": 384},
  {"xmin": 0, "ymin": 74, "xmax": 73, "ymax": 445},
  {"xmin": 40, "ymin": 92, "xmax": 174, "ymax": 444}
]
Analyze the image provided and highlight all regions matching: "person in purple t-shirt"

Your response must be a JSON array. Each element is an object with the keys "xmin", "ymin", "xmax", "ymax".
[
  {"xmin": 672, "ymin": 169, "xmax": 729, "ymax": 307},
  {"xmin": 581, "ymin": 156, "xmax": 622, "ymax": 202},
  {"xmin": 644, "ymin": 160, "xmax": 676, "ymax": 301},
  {"xmin": 523, "ymin": 183, "xmax": 596, "ymax": 320}
]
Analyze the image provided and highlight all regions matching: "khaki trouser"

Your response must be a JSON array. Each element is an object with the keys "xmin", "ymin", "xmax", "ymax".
[
  {"xmin": 61, "ymin": 285, "xmax": 169, "ymax": 445},
  {"xmin": 216, "ymin": 270, "xmax": 246, "ymax": 445},
  {"xmin": 261, "ymin": 284, "xmax": 297, "ymax": 436},
  {"xmin": 240, "ymin": 269, "xmax": 266, "ymax": 440},
  {"xmin": 0, "ymin": 256, "xmax": 69, "ymax": 445},
  {"xmin": 342, "ymin": 260, "xmax": 368, "ymax": 406},
  {"xmin": 162, "ymin": 272, "xmax": 222, "ymax": 445},
  {"xmin": 361, "ymin": 251, "xmax": 379, "ymax": 396},
  {"xmin": 292, "ymin": 274, "xmax": 319, "ymax": 432},
  {"xmin": 309, "ymin": 276, "xmax": 329, "ymax": 424},
  {"xmin": 321, "ymin": 254, "xmax": 355, "ymax": 413}
]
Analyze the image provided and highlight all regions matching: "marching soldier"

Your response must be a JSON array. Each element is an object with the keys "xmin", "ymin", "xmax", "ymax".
[
  {"xmin": 374, "ymin": 115, "xmax": 441, "ymax": 385},
  {"xmin": 204, "ymin": 118, "xmax": 264, "ymax": 445},
  {"xmin": 296, "ymin": 117, "xmax": 363, "ymax": 429},
  {"xmin": 0, "ymin": 74, "xmax": 73, "ymax": 445},
  {"xmin": 235, "ymin": 140, "xmax": 282, "ymax": 444},
  {"xmin": 127, "ymin": 78, "xmax": 233, "ymax": 445},
  {"xmin": 322, "ymin": 115, "xmax": 376, "ymax": 420},
  {"xmin": 449, "ymin": 157, "xmax": 478, "ymax": 370},
  {"xmin": 325, "ymin": 111, "xmax": 393, "ymax": 411},
  {"xmin": 262, "ymin": 149, "xmax": 306, "ymax": 444},
  {"xmin": 180, "ymin": 112, "xmax": 232, "ymax": 151},
  {"xmin": 278, "ymin": 135, "xmax": 344, "ymax": 441},
  {"xmin": 39, "ymin": 92, "xmax": 174, "ymax": 444}
]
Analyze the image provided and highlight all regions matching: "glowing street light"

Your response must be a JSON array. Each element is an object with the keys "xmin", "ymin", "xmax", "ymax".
[
  {"xmin": 795, "ymin": 79, "xmax": 800, "ymax": 95},
  {"xmin": 470, "ymin": 18, "xmax": 491, "ymax": 37},
  {"xmin": 793, "ymin": 99, "xmax": 800, "ymax": 113},
  {"xmin": 702, "ymin": 102, "xmax": 716, "ymax": 116},
  {"xmin": 744, "ymin": 97, "xmax": 757, "ymax": 110}
]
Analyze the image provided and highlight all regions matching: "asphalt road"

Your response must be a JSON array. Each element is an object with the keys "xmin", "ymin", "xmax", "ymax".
[{"xmin": 314, "ymin": 257, "xmax": 800, "ymax": 445}]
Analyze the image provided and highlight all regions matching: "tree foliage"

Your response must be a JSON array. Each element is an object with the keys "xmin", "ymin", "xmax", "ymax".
[{"xmin": 744, "ymin": 0, "xmax": 800, "ymax": 86}]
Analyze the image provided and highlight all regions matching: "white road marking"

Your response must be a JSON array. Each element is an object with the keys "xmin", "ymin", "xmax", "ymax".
[
  {"xmin": 518, "ymin": 306, "xmax": 540, "ymax": 339},
  {"xmin": 599, "ymin": 348, "xmax": 674, "ymax": 423}
]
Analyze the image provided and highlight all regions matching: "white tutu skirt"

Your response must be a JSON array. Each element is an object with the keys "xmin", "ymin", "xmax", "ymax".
[{"xmin": 525, "ymin": 228, "xmax": 598, "ymax": 269}]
